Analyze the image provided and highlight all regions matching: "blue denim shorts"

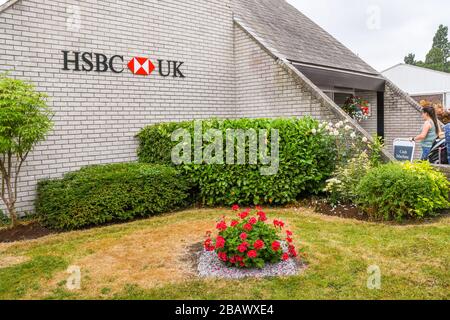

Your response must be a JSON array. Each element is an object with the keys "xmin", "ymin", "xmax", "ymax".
[{"xmin": 421, "ymin": 147, "xmax": 431, "ymax": 161}]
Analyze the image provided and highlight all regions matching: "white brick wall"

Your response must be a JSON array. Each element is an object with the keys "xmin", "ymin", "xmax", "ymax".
[
  {"xmin": 0, "ymin": 0, "xmax": 237, "ymax": 213},
  {"xmin": 384, "ymin": 83, "xmax": 424, "ymax": 160},
  {"xmin": 0, "ymin": 0, "xmax": 425, "ymax": 214}
]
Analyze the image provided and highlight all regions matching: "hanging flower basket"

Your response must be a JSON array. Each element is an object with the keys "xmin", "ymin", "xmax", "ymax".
[{"xmin": 342, "ymin": 96, "xmax": 370, "ymax": 122}]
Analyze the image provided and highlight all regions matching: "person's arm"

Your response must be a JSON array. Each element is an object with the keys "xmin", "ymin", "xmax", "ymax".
[{"xmin": 412, "ymin": 122, "xmax": 431, "ymax": 142}]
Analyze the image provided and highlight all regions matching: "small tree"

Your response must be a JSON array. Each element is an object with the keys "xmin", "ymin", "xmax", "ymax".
[
  {"xmin": 404, "ymin": 53, "xmax": 416, "ymax": 65},
  {"xmin": 0, "ymin": 75, "xmax": 53, "ymax": 227}
]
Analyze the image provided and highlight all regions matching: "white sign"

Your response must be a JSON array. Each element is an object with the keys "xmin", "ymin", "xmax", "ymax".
[{"xmin": 393, "ymin": 139, "xmax": 415, "ymax": 162}]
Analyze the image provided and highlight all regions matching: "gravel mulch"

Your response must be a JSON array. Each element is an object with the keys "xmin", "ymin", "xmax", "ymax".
[{"xmin": 197, "ymin": 243, "xmax": 305, "ymax": 279}]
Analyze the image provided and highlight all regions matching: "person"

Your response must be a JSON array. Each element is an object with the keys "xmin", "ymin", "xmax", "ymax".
[{"xmin": 411, "ymin": 106, "xmax": 441, "ymax": 160}]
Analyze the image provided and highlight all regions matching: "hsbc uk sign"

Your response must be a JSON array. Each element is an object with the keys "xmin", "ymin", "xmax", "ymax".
[{"xmin": 62, "ymin": 51, "xmax": 185, "ymax": 78}]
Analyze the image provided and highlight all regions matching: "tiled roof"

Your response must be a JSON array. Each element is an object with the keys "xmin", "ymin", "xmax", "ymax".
[{"xmin": 233, "ymin": 0, "xmax": 380, "ymax": 75}]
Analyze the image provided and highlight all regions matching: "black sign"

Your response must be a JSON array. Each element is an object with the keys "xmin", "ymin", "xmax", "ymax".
[{"xmin": 62, "ymin": 50, "xmax": 185, "ymax": 77}]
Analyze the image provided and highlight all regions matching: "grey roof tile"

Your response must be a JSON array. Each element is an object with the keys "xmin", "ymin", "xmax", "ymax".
[{"xmin": 233, "ymin": 0, "xmax": 380, "ymax": 75}]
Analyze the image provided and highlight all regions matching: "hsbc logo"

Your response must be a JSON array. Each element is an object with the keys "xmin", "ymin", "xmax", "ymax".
[
  {"xmin": 128, "ymin": 57, "xmax": 155, "ymax": 76},
  {"xmin": 62, "ymin": 51, "xmax": 185, "ymax": 78}
]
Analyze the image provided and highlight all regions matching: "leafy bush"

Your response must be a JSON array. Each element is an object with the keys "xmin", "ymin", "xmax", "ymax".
[
  {"xmin": 204, "ymin": 206, "xmax": 299, "ymax": 268},
  {"xmin": 320, "ymin": 120, "xmax": 382, "ymax": 166},
  {"xmin": 36, "ymin": 163, "xmax": 193, "ymax": 230},
  {"xmin": 356, "ymin": 162, "xmax": 450, "ymax": 220},
  {"xmin": 0, "ymin": 74, "xmax": 53, "ymax": 227},
  {"xmin": 0, "ymin": 208, "xmax": 10, "ymax": 226},
  {"xmin": 138, "ymin": 118, "xmax": 338, "ymax": 206},
  {"xmin": 324, "ymin": 152, "xmax": 373, "ymax": 205}
]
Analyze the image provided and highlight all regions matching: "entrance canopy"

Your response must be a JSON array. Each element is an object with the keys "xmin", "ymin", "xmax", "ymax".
[{"xmin": 293, "ymin": 63, "xmax": 386, "ymax": 92}]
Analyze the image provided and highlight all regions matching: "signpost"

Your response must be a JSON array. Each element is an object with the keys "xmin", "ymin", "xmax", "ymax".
[{"xmin": 393, "ymin": 139, "xmax": 415, "ymax": 162}]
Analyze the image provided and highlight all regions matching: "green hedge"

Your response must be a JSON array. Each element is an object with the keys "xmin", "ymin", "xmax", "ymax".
[
  {"xmin": 356, "ymin": 162, "xmax": 450, "ymax": 220},
  {"xmin": 36, "ymin": 163, "xmax": 192, "ymax": 230},
  {"xmin": 137, "ymin": 118, "xmax": 336, "ymax": 205}
]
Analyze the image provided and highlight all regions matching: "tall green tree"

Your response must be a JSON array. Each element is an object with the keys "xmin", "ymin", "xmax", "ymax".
[
  {"xmin": 433, "ymin": 24, "xmax": 449, "ymax": 61},
  {"xmin": 425, "ymin": 47, "xmax": 446, "ymax": 72},
  {"xmin": 404, "ymin": 24, "xmax": 450, "ymax": 73},
  {"xmin": 0, "ymin": 75, "xmax": 53, "ymax": 227}
]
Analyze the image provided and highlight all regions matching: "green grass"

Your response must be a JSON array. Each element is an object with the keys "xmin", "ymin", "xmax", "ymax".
[{"xmin": 0, "ymin": 208, "xmax": 448, "ymax": 300}]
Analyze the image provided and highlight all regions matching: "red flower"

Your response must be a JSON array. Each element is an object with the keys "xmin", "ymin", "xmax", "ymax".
[
  {"xmin": 240, "ymin": 261, "xmax": 246, "ymax": 268},
  {"xmin": 247, "ymin": 250, "xmax": 258, "ymax": 259},
  {"xmin": 215, "ymin": 236, "xmax": 226, "ymax": 249},
  {"xmin": 286, "ymin": 237, "xmax": 293, "ymax": 243},
  {"xmin": 243, "ymin": 223, "xmax": 253, "ymax": 232},
  {"xmin": 254, "ymin": 239, "xmax": 265, "ymax": 250},
  {"xmin": 240, "ymin": 232, "xmax": 248, "ymax": 241},
  {"xmin": 256, "ymin": 205, "xmax": 263, "ymax": 211},
  {"xmin": 204, "ymin": 238, "xmax": 214, "ymax": 251},
  {"xmin": 289, "ymin": 245, "xmax": 298, "ymax": 257},
  {"xmin": 282, "ymin": 253, "xmax": 289, "ymax": 261},
  {"xmin": 272, "ymin": 241, "xmax": 281, "ymax": 251},
  {"xmin": 257, "ymin": 211, "xmax": 267, "ymax": 222},
  {"xmin": 286, "ymin": 230, "xmax": 293, "ymax": 236},
  {"xmin": 232, "ymin": 205, "xmax": 240, "ymax": 211},
  {"xmin": 231, "ymin": 220, "xmax": 239, "ymax": 227},
  {"xmin": 249, "ymin": 217, "xmax": 257, "ymax": 225},
  {"xmin": 239, "ymin": 211, "xmax": 249, "ymax": 219},
  {"xmin": 229, "ymin": 256, "xmax": 236, "ymax": 264},
  {"xmin": 273, "ymin": 219, "xmax": 285, "ymax": 228},
  {"xmin": 235, "ymin": 255, "xmax": 244, "ymax": 262},
  {"xmin": 218, "ymin": 252, "xmax": 228, "ymax": 262},
  {"xmin": 237, "ymin": 242, "xmax": 249, "ymax": 253},
  {"xmin": 216, "ymin": 221, "xmax": 227, "ymax": 232}
]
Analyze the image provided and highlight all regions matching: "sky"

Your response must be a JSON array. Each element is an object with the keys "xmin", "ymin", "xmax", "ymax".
[
  {"xmin": 0, "ymin": 0, "xmax": 448, "ymax": 72},
  {"xmin": 287, "ymin": 0, "xmax": 450, "ymax": 72}
]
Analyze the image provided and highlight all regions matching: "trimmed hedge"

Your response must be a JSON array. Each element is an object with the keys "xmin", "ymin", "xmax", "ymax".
[
  {"xmin": 356, "ymin": 161, "xmax": 450, "ymax": 220},
  {"xmin": 36, "ymin": 163, "xmax": 192, "ymax": 230},
  {"xmin": 137, "ymin": 118, "xmax": 336, "ymax": 205}
]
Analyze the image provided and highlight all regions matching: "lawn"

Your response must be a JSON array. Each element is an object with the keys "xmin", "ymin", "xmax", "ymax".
[{"xmin": 0, "ymin": 207, "xmax": 448, "ymax": 300}]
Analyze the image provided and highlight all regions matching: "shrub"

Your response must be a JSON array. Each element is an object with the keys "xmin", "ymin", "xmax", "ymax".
[
  {"xmin": 36, "ymin": 163, "xmax": 193, "ymax": 230},
  {"xmin": 356, "ymin": 162, "xmax": 450, "ymax": 220},
  {"xmin": 204, "ymin": 206, "xmax": 299, "ymax": 269},
  {"xmin": 0, "ymin": 208, "xmax": 10, "ymax": 226},
  {"xmin": 0, "ymin": 74, "xmax": 53, "ymax": 227},
  {"xmin": 138, "ymin": 118, "xmax": 338, "ymax": 206},
  {"xmin": 320, "ymin": 120, "xmax": 382, "ymax": 166},
  {"xmin": 324, "ymin": 152, "xmax": 373, "ymax": 205}
]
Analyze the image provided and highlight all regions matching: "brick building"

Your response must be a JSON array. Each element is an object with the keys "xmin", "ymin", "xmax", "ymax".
[{"xmin": 0, "ymin": 0, "xmax": 424, "ymax": 213}]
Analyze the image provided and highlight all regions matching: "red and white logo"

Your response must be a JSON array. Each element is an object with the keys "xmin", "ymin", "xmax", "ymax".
[{"xmin": 127, "ymin": 57, "xmax": 155, "ymax": 76}]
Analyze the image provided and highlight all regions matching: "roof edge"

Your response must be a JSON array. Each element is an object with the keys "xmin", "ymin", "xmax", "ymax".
[
  {"xmin": 292, "ymin": 61, "xmax": 384, "ymax": 79},
  {"xmin": 383, "ymin": 63, "xmax": 450, "ymax": 77},
  {"xmin": 0, "ymin": 0, "xmax": 20, "ymax": 14},
  {"xmin": 380, "ymin": 63, "xmax": 404, "ymax": 74},
  {"xmin": 234, "ymin": 17, "xmax": 395, "ymax": 161}
]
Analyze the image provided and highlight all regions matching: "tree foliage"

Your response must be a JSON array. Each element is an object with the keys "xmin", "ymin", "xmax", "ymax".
[
  {"xmin": 0, "ymin": 74, "xmax": 53, "ymax": 226},
  {"xmin": 404, "ymin": 24, "xmax": 450, "ymax": 73}
]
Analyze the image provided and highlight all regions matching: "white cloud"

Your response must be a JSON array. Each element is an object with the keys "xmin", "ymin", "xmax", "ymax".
[{"xmin": 287, "ymin": 0, "xmax": 450, "ymax": 72}]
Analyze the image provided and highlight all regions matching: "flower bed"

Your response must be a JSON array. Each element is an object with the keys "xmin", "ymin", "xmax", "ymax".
[
  {"xmin": 197, "ymin": 241, "xmax": 302, "ymax": 279},
  {"xmin": 203, "ymin": 206, "xmax": 301, "ymax": 270}
]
